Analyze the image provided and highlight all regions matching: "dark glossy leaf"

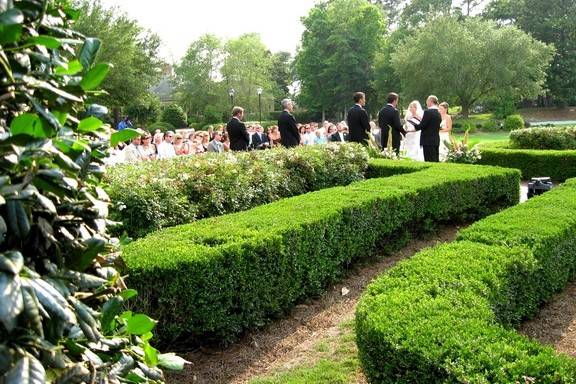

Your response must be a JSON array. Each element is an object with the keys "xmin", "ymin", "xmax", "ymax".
[
  {"xmin": 26, "ymin": 95, "xmax": 61, "ymax": 131},
  {"xmin": 126, "ymin": 314, "xmax": 156, "ymax": 335},
  {"xmin": 111, "ymin": 128, "xmax": 143, "ymax": 147},
  {"xmin": 68, "ymin": 237, "xmax": 106, "ymax": 271},
  {"xmin": 55, "ymin": 59, "xmax": 82, "ymax": 76},
  {"xmin": 80, "ymin": 63, "xmax": 110, "ymax": 91},
  {"xmin": 0, "ymin": 8, "xmax": 23, "ymax": 24},
  {"xmin": 29, "ymin": 35, "xmax": 60, "ymax": 49},
  {"xmin": 0, "ymin": 216, "xmax": 6, "ymax": 244},
  {"xmin": 23, "ymin": 75, "xmax": 83, "ymax": 103},
  {"xmin": 5, "ymin": 200, "xmax": 30, "ymax": 239},
  {"xmin": 0, "ymin": 271, "xmax": 23, "ymax": 331},
  {"xmin": 22, "ymin": 286, "xmax": 43, "ymax": 337},
  {"xmin": 0, "ymin": 251, "xmax": 24, "ymax": 274},
  {"xmin": 77, "ymin": 116, "xmax": 102, "ymax": 133},
  {"xmin": 4, "ymin": 355, "xmax": 45, "ymax": 384},
  {"xmin": 101, "ymin": 297, "xmax": 123, "ymax": 334},
  {"xmin": 79, "ymin": 37, "xmax": 101, "ymax": 69},
  {"xmin": 0, "ymin": 24, "xmax": 21, "ymax": 44},
  {"xmin": 9, "ymin": 113, "xmax": 52, "ymax": 138},
  {"xmin": 25, "ymin": 278, "xmax": 76, "ymax": 325}
]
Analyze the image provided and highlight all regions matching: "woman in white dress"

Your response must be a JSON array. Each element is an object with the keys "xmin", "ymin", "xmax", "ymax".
[
  {"xmin": 439, "ymin": 102, "xmax": 453, "ymax": 162},
  {"xmin": 403, "ymin": 100, "xmax": 424, "ymax": 161}
]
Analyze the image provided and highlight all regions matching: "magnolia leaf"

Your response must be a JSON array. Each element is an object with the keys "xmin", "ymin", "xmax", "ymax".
[
  {"xmin": 0, "ymin": 9, "xmax": 23, "ymax": 45},
  {"xmin": 0, "ymin": 216, "xmax": 6, "ymax": 244},
  {"xmin": 77, "ymin": 116, "xmax": 102, "ymax": 133},
  {"xmin": 4, "ymin": 355, "xmax": 45, "ymax": 384},
  {"xmin": 5, "ymin": 200, "xmax": 30, "ymax": 239},
  {"xmin": 26, "ymin": 278, "xmax": 76, "ymax": 325},
  {"xmin": 80, "ymin": 63, "xmax": 111, "ymax": 91},
  {"xmin": 143, "ymin": 342, "xmax": 158, "ymax": 366},
  {"xmin": 120, "ymin": 289, "xmax": 138, "ymax": 301},
  {"xmin": 28, "ymin": 35, "xmax": 60, "ymax": 49},
  {"xmin": 157, "ymin": 353, "xmax": 189, "ymax": 371},
  {"xmin": 34, "ymin": 192, "xmax": 56, "ymax": 214},
  {"xmin": 111, "ymin": 128, "xmax": 143, "ymax": 147},
  {"xmin": 101, "ymin": 297, "xmax": 123, "ymax": 334},
  {"xmin": 10, "ymin": 113, "xmax": 52, "ymax": 138},
  {"xmin": 0, "ymin": 251, "xmax": 24, "ymax": 274},
  {"xmin": 22, "ymin": 286, "xmax": 43, "ymax": 337},
  {"xmin": 126, "ymin": 314, "xmax": 156, "ymax": 335},
  {"xmin": 0, "ymin": 271, "xmax": 23, "ymax": 331},
  {"xmin": 55, "ymin": 59, "xmax": 83, "ymax": 76},
  {"xmin": 79, "ymin": 37, "xmax": 101, "ymax": 69}
]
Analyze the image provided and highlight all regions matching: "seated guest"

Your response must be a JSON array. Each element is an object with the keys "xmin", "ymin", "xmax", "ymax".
[
  {"xmin": 153, "ymin": 132, "xmax": 163, "ymax": 147},
  {"xmin": 330, "ymin": 122, "xmax": 349, "ymax": 142},
  {"xmin": 207, "ymin": 131, "xmax": 225, "ymax": 153},
  {"xmin": 123, "ymin": 136, "xmax": 143, "ymax": 163},
  {"xmin": 326, "ymin": 124, "xmax": 337, "ymax": 138},
  {"xmin": 173, "ymin": 134, "xmax": 190, "ymax": 155},
  {"xmin": 221, "ymin": 132, "xmax": 231, "ymax": 152},
  {"xmin": 201, "ymin": 132, "xmax": 211, "ymax": 152},
  {"xmin": 251, "ymin": 125, "xmax": 270, "ymax": 149},
  {"xmin": 268, "ymin": 126, "xmax": 282, "ymax": 147},
  {"xmin": 139, "ymin": 132, "xmax": 156, "ymax": 160},
  {"xmin": 157, "ymin": 131, "xmax": 176, "ymax": 160},
  {"xmin": 302, "ymin": 125, "xmax": 316, "ymax": 145},
  {"xmin": 314, "ymin": 129, "xmax": 327, "ymax": 144}
]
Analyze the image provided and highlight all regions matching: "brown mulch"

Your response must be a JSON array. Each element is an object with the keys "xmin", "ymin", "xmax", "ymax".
[
  {"xmin": 167, "ymin": 225, "xmax": 462, "ymax": 384},
  {"xmin": 519, "ymin": 280, "xmax": 576, "ymax": 357}
]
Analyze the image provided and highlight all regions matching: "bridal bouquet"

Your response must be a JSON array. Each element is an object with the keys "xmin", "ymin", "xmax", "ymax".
[
  {"xmin": 366, "ymin": 128, "xmax": 400, "ymax": 160},
  {"xmin": 445, "ymin": 130, "xmax": 481, "ymax": 164}
]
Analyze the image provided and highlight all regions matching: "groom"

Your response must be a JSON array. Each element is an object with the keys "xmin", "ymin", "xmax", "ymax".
[
  {"xmin": 410, "ymin": 95, "xmax": 441, "ymax": 162},
  {"xmin": 378, "ymin": 92, "xmax": 406, "ymax": 154}
]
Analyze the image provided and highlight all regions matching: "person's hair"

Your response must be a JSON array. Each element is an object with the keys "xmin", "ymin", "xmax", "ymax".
[
  {"xmin": 281, "ymin": 98, "xmax": 292, "ymax": 109},
  {"xmin": 386, "ymin": 92, "xmax": 399, "ymax": 104},
  {"xmin": 174, "ymin": 134, "xmax": 182, "ymax": 140},
  {"xmin": 427, "ymin": 95, "xmax": 439, "ymax": 105},
  {"xmin": 353, "ymin": 92, "xmax": 365, "ymax": 103},
  {"xmin": 164, "ymin": 130, "xmax": 174, "ymax": 139},
  {"xmin": 439, "ymin": 101, "xmax": 449, "ymax": 111},
  {"xmin": 232, "ymin": 106, "xmax": 243, "ymax": 117},
  {"xmin": 212, "ymin": 131, "xmax": 221, "ymax": 140}
]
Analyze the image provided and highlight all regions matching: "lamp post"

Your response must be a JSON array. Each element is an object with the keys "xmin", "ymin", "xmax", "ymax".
[
  {"xmin": 256, "ymin": 87, "xmax": 263, "ymax": 124},
  {"xmin": 228, "ymin": 88, "xmax": 235, "ymax": 109}
]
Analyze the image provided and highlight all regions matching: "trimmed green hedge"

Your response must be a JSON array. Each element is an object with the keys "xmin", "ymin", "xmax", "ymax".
[
  {"xmin": 510, "ymin": 126, "xmax": 576, "ymax": 150},
  {"xmin": 105, "ymin": 143, "xmax": 368, "ymax": 238},
  {"xmin": 357, "ymin": 179, "xmax": 576, "ymax": 383},
  {"xmin": 478, "ymin": 145, "xmax": 576, "ymax": 181},
  {"xmin": 122, "ymin": 162, "xmax": 519, "ymax": 344},
  {"xmin": 366, "ymin": 158, "xmax": 430, "ymax": 178}
]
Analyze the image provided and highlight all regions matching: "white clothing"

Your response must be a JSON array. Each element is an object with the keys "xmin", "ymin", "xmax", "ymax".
[
  {"xmin": 122, "ymin": 144, "xmax": 143, "ymax": 163},
  {"xmin": 157, "ymin": 141, "xmax": 176, "ymax": 160},
  {"xmin": 439, "ymin": 120, "xmax": 450, "ymax": 162},
  {"xmin": 403, "ymin": 111, "xmax": 424, "ymax": 161}
]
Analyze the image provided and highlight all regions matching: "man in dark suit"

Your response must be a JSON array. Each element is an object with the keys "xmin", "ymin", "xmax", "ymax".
[
  {"xmin": 378, "ymin": 92, "xmax": 406, "ymax": 154},
  {"xmin": 410, "ymin": 95, "xmax": 441, "ymax": 162},
  {"xmin": 226, "ymin": 106, "xmax": 250, "ymax": 151},
  {"xmin": 330, "ymin": 122, "xmax": 349, "ymax": 142},
  {"xmin": 346, "ymin": 92, "xmax": 371, "ymax": 145},
  {"xmin": 251, "ymin": 125, "xmax": 270, "ymax": 149},
  {"xmin": 278, "ymin": 98, "xmax": 300, "ymax": 148}
]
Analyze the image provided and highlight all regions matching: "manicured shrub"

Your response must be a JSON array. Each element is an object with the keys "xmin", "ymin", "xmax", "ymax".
[
  {"xmin": 148, "ymin": 121, "xmax": 176, "ymax": 133},
  {"xmin": 356, "ymin": 180, "xmax": 576, "ymax": 383},
  {"xmin": 161, "ymin": 104, "xmax": 187, "ymax": 128},
  {"xmin": 122, "ymin": 162, "xmax": 519, "ymax": 344},
  {"xmin": 106, "ymin": 143, "xmax": 369, "ymax": 238},
  {"xmin": 481, "ymin": 119, "xmax": 501, "ymax": 131},
  {"xmin": 510, "ymin": 126, "xmax": 576, "ymax": 150},
  {"xmin": 504, "ymin": 114, "xmax": 525, "ymax": 131}
]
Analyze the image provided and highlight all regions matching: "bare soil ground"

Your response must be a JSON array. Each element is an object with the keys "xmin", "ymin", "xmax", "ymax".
[
  {"xmin": 519, "ymin": 280, "xmax": 576, "ymax": 357},
  {"xmin": 167, "ymin": 225, "xmax": 462, "ymax": 384}
]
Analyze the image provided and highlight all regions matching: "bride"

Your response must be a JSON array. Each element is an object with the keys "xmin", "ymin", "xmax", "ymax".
[
  {"xmin": 439, "ymin": 102, "xmax": 453, "ymax": 161},
  {"xmin": 403, "ymin": 100, "xmax": 424, "ymax": 161}
]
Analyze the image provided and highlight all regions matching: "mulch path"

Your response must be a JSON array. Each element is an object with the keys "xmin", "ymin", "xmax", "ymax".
[{"xmin": 167, "ymin": 225, "xmax": 462, "ymax": 384}]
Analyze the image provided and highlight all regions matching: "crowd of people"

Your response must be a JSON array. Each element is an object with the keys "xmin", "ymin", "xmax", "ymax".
[{"xmin": 109, "ymin": 92, "xmax": 453, "ymax": 165}]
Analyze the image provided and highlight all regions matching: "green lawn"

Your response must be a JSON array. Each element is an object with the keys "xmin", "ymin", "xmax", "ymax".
[{"xmin": 455, "ymin": 131, "xmax": 509, "ymax": 147}]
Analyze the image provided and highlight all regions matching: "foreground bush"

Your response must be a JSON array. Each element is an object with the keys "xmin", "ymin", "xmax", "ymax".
[
  {"xmin": 357, "ymin": 179, "xmax": 576, "ymax": 383},
  {"xmin": 106, "ymin": 143, "xmax": 369, "ymax": 237},
  {"xmin": 0, "ymin": 2, "xmax": 181, "ymax": 382},
  {"xmin": 510, "ymin": 126, "xmax": 576, "ymax": 150},
  {"xmin": 122, "ymin": 162, "xmax": 519, "ymax": 344}
]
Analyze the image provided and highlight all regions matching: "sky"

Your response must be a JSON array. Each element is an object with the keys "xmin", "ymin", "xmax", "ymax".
[{"xmin": 99, "ymin": 0, "xmax": 317, "ymax": 62}]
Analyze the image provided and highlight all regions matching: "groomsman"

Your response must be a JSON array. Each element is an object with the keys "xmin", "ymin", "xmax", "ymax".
[
  {"xmin": 411, "ymin": 95, "xmax": 441, "ymax": 162},
  {"xmin": 278, "ymin": 98, "xmax": 300, "ymax": 148},
  {"xmin": 227, "ymin": 106, "xmax": 250, "ymax": 151},
  {"xmin": 378, "ymin": 92, "xmax": 406, "ymax": 154},
  {"xmin": 347, "ymin": 92, "xmax": 370, "ymax": 145}
]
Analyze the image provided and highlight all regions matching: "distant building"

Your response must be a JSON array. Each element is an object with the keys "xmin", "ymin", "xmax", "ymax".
[{"xmin": 151, "ymin": 64, "xmax": 175, "ymax": 104}]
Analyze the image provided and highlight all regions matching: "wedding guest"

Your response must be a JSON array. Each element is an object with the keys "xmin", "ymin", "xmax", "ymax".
[
  {"xmin": 173, "ymin": 134, "xmax": 190, "ymax": 155},
  {"xmin": 268, "ymin": 126, "xmax": 282, "ymax": 147},
  {"xmin": 227, "ymin": 106, "xmax": 250, "ymax": 151},
  {"xmin": 221, "ymin": 132, "xmax": 231, "ymax": 151},
  {"xmin": 157, "ymin": 131, "xmax": 176, "ymax": 160},
  {"xmin": 207, "ymin": 131, "xmax": 225, "ymax": 153},
  {"xmin": 302, "ymin": 125, "xmax": 316, "ymax": 145},
  {"xmin": 326, "ymin": 124, "xmax": 337, "ymax": 139},
  {"xmin": 139, "ymin": 132, "xmax": 156, "ymax": 161},
  {"xmin": 314, "ymin": 129, "xmax": 327, "ymax": 145},
  {"xmin": 278, "ymin": 98, "xmax": 300, "ymax": 148},
  {"xmin": 378, "ymin": 92, "xmax": 406, "ymax": 154},
  {"xmin": 252, "ymin": 126, "xmax": 270, "ymax": 149},
  {"xmin": 123, "ymin": 136, "xmax": 143, "ymax": 163},
  {"xmin": 153, "ymin": 132, "xmax": 163, "ymax": 148},
  {"xmin": 347, "ymin": 92, "xmax": 371, "ymax": 145},
  {"xmin": 330, "ymin": 122, "xmax": 348, "ymax": 143},
  {"xmin": 439, "ymin": 101, "xmax": 453, "ymax": 161}
]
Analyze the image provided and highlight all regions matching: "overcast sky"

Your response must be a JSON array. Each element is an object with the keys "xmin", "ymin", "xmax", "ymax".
[{"xmin": 99, "ymin": 0, "xmax": 317, "ymax": 62}]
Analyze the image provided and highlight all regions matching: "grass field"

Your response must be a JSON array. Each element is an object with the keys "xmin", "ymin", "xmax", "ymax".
[{"xmin": 458, "ymin": 131, "xmax": 509, "ymax": 146}]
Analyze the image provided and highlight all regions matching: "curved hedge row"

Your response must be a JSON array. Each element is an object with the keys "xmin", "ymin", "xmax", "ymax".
[
  {"xmin": 122, "ymin": 162, "xmax": 519, "ymax": 344},
  {"xmin": 105, "ymin": 143, "xmax": 368, "ymax": 238},
  {"xmin": 357, "ymin": 179, "xmax": 576, "ymax": 383},
  {"xmin": 510, "ymin": 126, "xmax": 576, "ymax": 150},
  {"xmin": 478, "ymin": 141, "xmax": 576, "ymax": 181}
]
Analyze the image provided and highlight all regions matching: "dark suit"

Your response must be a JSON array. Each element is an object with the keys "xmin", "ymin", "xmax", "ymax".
[
  {"xmin": 251, "ymin": 132, "xmax": 269, "ymax": 149},
  {"xmin": 278, "ymin": 110, "xmax": 300, "ymax": 148},
  {"xmin": 346, "ymin": 104, "xmax": 370, "ymax": 145},
  {"xmin": 412, "ymin": 108, "xmax": 441, "ymax": 162},
  {"xmin": 227, "ymin": 117, "xmax": 249, "ymax": 151},
  {"xmin": 378, "ymin": 104, "xmax": 406, "ymax": 153},
  {"xmin": 330, "ymin": 132, "xmax": 348, "ymax": 143}
]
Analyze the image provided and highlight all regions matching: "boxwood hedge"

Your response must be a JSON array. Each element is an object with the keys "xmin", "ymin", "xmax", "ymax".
[
  {"xmin": 478, "ymin": 141, "xmax": 576, "ymax": 181},
  {"xmin": 356, "ymin": 179, "xmax": 576, "ymax": 383},
  {"xmin": 510, "ymin": 126, "xmax": 576, "ymax": 150},
  {"xmin": 105, "ymin": 143, "xmax": 368, "ymax": 238},
  {"xmin": 122, "ymin": 162, "xmax": 519, "ymax": 344}
]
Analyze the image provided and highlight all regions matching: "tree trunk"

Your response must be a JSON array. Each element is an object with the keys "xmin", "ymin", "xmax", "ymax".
[
  {"xmin": 113, "ymin": 107, "xmax": 121, "ymax": 129},
  {"xmin": 322, "ymin": 110, "xmax": 325, "ymax": 123},
  {"xmin": 461, "ymin": 103, "xmax": 470, "ymax": 119}
]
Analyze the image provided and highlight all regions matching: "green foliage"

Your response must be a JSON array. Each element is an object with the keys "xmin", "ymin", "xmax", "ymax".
[
  {"xmin": 160, "ymin": 104, "xmax": 187, "ymax": 129},
  {"xmin": 296, "ymin": 0, "xmax": 386, "ymax": 115},
  {"xmin": 106, "ymin": 144, "xmax": 369, "ymax": 238},
  {"xmin": 148, "ymin": 121, "xmax": 176, "ymax": 133},
  {"xmin": 391, "ymin": 17, "xmax": 555, "ymax": 117},
  {"xmin": 490, "ymin": 92, "xmax": 518, "ymax": 119},
  {"xmin": 357, "ymin": 180, "xmax": 576, "ymax": 383},
  {"xmin": 478, "ymin": 144, "xmax": 576, "ymax": 181},
  {"xmin": 0, "ymin": 1, "xmax": 180, "ymax": 382},
  {"xmin": 121, "ymin": 162, "xmax": 519, "ymax": 344},
  {"xmin": 125, "ymin": 93, "xmax": 161, "ymax": 128},
  {"xmin": 510, "ymin": 126, "xmax": 576, "ymax": 150},
  {"xmin": 504, "ymin": 114, "xmax": 524, "ymax": 131}
]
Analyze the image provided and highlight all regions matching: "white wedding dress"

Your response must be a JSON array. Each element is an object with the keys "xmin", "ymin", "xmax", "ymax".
[
  {"xmin": 439, "ymin": 120, "xmax": 450, "ymax": 162},
  {"xmin": 403, "ymin": 112, "xmax": 424, "ymax": 161}
]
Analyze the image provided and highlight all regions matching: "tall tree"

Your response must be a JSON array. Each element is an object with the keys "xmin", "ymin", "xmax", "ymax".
[
  {"xmin": 73, "ymin": 0, "xmax": 164, "ymax": 119},
  {"xmin": 391, "ymin": 17, "xmax": 554, "ymax": 117},
  {"xmin": 270, "ymin": 51, "xmax": 294, "ymax": 110},
  {"xmin": 296, "ymin": 0, "xmax": 386, "ymax": 117},
  {"xmin": 485, "ymin": 0, "xmax": 576, "ymax": 106}
]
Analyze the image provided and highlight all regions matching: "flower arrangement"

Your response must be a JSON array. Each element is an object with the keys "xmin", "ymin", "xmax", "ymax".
[{"xmin": 445, "ymin": 130, "xmax": 482, "ymax": 164}]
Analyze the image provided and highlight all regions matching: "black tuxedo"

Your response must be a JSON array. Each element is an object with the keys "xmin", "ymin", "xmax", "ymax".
[
  {"xmin": 378, "ymin": 104, "xmax": 406, "ymax": 153},
  {"xmin": 278, "ymin": 110, "xmax": 300, "ymax": 148},
  {"xmin": 227, "ymin": 117, "xmax": 250, "ymax": 151},
  {"xmin": 251, "ymin": 132, "xmax": 269, "ymax": 149},
  {"xmin": 346, "ymin": 104, "xmax": 370, "ymax": 145},
  {"xmin": 412, "ymin": 108, "xmax": 441, "ymax": 162},
  {"xmin": 330, "ymin": 132, "xmax": 348, "ymax": 143}
]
